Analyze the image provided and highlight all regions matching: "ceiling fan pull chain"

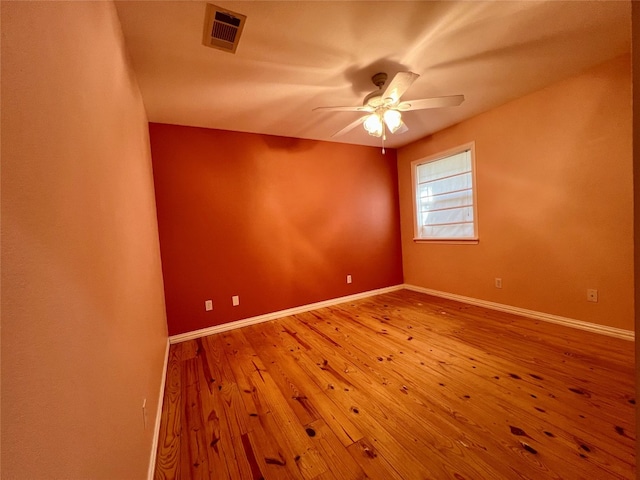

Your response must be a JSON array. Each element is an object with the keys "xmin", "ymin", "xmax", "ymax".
[{"xmin": 382, "ymin": 125, "xmax": 386, "ymax": 154}]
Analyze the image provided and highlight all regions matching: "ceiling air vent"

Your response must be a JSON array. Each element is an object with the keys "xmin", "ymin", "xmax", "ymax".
[{"xmin": 202, "ymin": 4, "xmax": 246, "ymax": 54}]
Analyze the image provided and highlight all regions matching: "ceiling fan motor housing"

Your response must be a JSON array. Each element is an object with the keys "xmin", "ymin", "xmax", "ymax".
[
  {"xmin": 363, "ymin": 73, "xmax": 389, "ymax": 107},
  {"xmin": 363, "ymin": 91, "xmax": 385, "ymax": 108}
]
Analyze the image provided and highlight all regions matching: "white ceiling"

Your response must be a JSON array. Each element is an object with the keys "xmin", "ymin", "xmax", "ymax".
[{"xmin": 115, "ymin": 1, "xmax": 631, "ymax": 149}]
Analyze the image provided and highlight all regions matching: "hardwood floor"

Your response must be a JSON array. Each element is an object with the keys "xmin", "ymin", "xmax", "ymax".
[{"xmin": 154, "ymin": 289, "xmax": 635, "ymax": 479}]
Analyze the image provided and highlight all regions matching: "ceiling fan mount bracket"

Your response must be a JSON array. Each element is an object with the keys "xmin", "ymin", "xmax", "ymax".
[{"xmin": 371, "ymin": 72, "xmax": 388, "ymax": 89}]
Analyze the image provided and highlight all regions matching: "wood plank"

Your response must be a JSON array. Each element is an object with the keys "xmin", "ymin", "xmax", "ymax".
[
  {"xmin": 154, "ymin": 346, "xmax": 182, "ymax": 480},
  {"xmin": 296, "ymin": 302, "xmax": 633, "ymax": 478},
  {"xmin": 247, "ymin": 323, "xmax": 321, "ymax": 427},
  {"xmin": 154, "ymin": 289, "xmax": 635, "ymax": 480},
  {"xmin": 341, "ymin": 294, "xmax": 637, "ymax": 474},
  {"xmin": 214, "ymin": 331, "xmax": 300, "ymax": 479},
  {"xmin": 222, "ymin": 328, "xmax": 329, "ymax": 479},
  {"xmin": 214, "ymin": 331, "xmax": 302, "ymax": 479},
  {"xmin": 193, "ymin": 342, "xmax": 252, "ymax": 479},
  {"xmin": 181, "ymin": 358, "xmax": 210, "ymax": 479},
  {"xmin": 247, "ymin": 319, "xmax": 364, "ymax": 447},
  {"xmin": 346, "ymin": 437, "xmax": 404, "ymax": 480},
  {"xmin": 303, "ymin": 419, "xmax": 366, "ymax": 480},
  {"xmin": 281, "ymin": 315, "xmax": 522, "ymax": 479}
]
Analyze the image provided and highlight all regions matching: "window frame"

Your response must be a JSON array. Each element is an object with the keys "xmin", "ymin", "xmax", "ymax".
[{"xmin": 411, "ymin": 141, "xmax": 479, "ymax": 244}]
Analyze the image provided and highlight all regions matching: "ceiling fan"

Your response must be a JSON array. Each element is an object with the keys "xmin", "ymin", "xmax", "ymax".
[{"xmin": 313, "ymin": 71, "xmax": 464, "ymax": 151}]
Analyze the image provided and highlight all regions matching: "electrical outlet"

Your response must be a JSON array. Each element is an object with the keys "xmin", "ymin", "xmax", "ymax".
[
  {"xmin": 495, "ymin": 278, "xmax": 502, "ymax": 289},
  {"xmin": 232, "ymin": 295, "xmax": 240, "ymax": 306},
  {"xmin": 587, "ymin": 289, "xmax": 598, "ymax": 302},
  {"xmin": 205, "ymin": 300, "xmax": 213, "ymax": 311},
  {"xmin": 142, "ymin": 398, "xmax": 148, "ymax": 430},
  {"xmin": 346, "ymin": 274, "xmax": 352, "ymax": 284}
]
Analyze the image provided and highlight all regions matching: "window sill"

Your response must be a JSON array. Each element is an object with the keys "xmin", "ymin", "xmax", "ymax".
[{"xmin": 413, "ymin": 238, "xmax": 479, "ymax": 245}]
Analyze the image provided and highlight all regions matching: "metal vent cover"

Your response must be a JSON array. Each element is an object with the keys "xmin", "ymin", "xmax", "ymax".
[{"xmin": 202, "ymin": 4, "xmax": 246, "ymax": 54}]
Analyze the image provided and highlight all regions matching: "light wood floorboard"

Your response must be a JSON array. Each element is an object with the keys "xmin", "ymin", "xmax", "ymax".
[{"xmin": 154, "ymin": 289, "xmax": 635, "ymax": 479}]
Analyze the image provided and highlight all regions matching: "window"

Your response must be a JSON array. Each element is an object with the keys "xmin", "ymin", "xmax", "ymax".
[{"xmin": 412, "ymin": 142, "xmax": 477, "ymax": 242}]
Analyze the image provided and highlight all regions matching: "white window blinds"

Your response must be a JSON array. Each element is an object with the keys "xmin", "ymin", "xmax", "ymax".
[{"xmin": 414, "ymin": 148, "xmax": 476, "ymax": 240}]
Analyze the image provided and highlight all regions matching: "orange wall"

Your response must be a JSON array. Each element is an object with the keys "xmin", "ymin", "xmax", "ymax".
[
  {"xmin": 398, "ymin": 55, "xmax": 633, "ymax": 331},
  {"xmin": 2, "ymin": 2, "xmax": 168, "ymax": 478},
  {"xmin": 149, "ymin": 124, "xmax": 403, "ymax": 335},
  {"xmin": 632, "ymin": 3, "xmax": 640, "ymax": 462}
]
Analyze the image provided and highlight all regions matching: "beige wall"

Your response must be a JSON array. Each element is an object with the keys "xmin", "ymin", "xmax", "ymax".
[
  {"xmin": 1, "ymin": 2, "xmax": 168, "ymax": 478},
  {"xmin": 398, "ymin": 55, "xmax": 633, "ymax": 331}
]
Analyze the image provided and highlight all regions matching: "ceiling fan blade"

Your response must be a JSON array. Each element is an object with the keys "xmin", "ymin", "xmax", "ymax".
[
  {"xmin": 397, "ymin": 95, "xmax": 465, "ymax": 111},
  {"xmin": 396, "ymin": 121, "xmax": 409, "ymax": 135},
  {"xmin": 382, "ymin": 72, "xmax": 420, "ymax": 104},
  {"xmin": 313, "ymin": 105, "xmax": 372, "ymax": 112},
  {"xmin": 332, "ymin": 116, "xmax": 366, "ymax": 137}
]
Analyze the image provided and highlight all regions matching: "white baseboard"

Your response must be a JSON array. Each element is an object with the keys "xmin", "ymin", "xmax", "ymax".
[
  {"xmin": 403, "ymin": 284, "xmax": 634, "ymax": 341},
  {"xmin": 169, "ymin": 284, "xmax": 405, "ymax": 344},
  {"xmin": 168, "ymin": 282, "xmax": 633, "ymax": 344},
  {"xmin": 148, "ymin": 338, "xmax": 170, "ymax": 480}
]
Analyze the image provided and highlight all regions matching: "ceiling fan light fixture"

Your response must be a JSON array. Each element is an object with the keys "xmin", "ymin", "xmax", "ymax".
[
  {"xmin": 313, "ymin": 70, "xmax": 464, "ymax": 143},
  {"xmin": 363, "ymin": 113, "xmax": 383, "ymax": 137},
  {"xmin": 383, "ymin": 109, "xmax": 402, "ymax": 133}
]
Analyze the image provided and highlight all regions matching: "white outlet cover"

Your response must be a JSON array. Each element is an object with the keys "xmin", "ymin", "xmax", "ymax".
[
  {"xmin": 232, "ymin": 295, "xmax": 240, "ymax": 306},
  {"xmin": 205, "ymin": 300, "xmax": 213, "ymax": 311},
  {"xmin": 347, "ymin": 275, "xmax": 352, "ymax": 284}
]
